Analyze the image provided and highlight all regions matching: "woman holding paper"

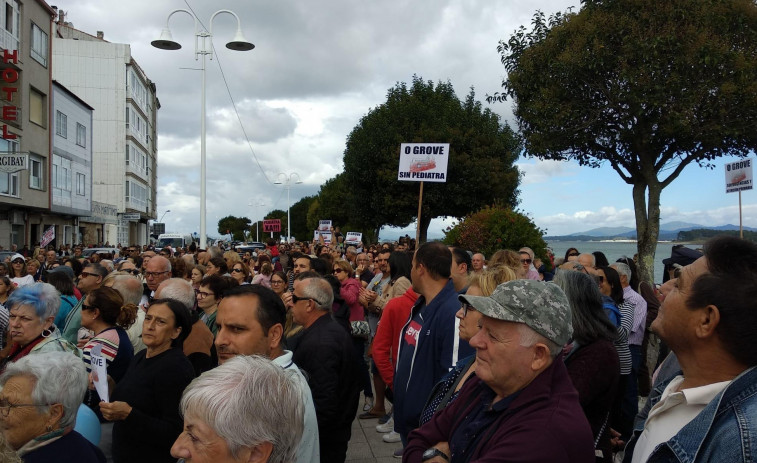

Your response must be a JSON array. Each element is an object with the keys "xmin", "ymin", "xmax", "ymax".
[
  {"xmin": 98, "ymin": 298, "xmax": 194, "ymax": 463},
  {"xmin": 80, "ymin": 287, "xmax": 137, "ymax": 413}
]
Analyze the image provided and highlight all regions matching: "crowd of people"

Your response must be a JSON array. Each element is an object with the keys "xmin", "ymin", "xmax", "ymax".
[{"xmin": 0, "ymin": 232, "xmax": 753, "ymax": 463}]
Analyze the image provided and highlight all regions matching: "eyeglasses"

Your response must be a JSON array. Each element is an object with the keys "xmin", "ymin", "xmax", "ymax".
[
  {"xmin": 231, "ymin": 268, "xmax": 244, "ymax": 273},
  {"xmin": 0, "ymin": 400, "xmax": 52, "ymax": 417},
  {"xmin": 520, "ymin": 259, "xmax": 532, "ymax": 264},
  {"xmin": 145, "ymin": 271, "xmax": 170, "ymax": 279},
  {"xmin": 80, "ymin": 271, "xmax": 98, "ymax": 278},
  {"xmin": 460, "ymin": 302, "xmax": 476, "ymax": 317},
  {"xmin": 196, "ymin": 291, "xmax": 214, "ymax": 299},
  {"xmin": 271, "ymin": 279, "xmax": 285, "ymax": 285},
  {"xmin": 568, "ymin": 252, "xmax": 579, "ymax": 257},
  {"xmin": 82, "ymin": 303, "xmax": 96, "ymax": 312},
  {"xmin": 291, "ymin": 293, "xmax": 321, "ymax": 306},
  {"xmin": 333, "ymin": 268, "xmax": 344, "ymax": 274},
  {"xmin": 121, "ymin": 269, "xmax": 140, "ymax": 275}
]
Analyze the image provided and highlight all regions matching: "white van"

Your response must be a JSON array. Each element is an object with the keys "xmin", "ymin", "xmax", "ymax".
[{"xmin": 156, "ymin": 233, "xmax": 196, "ymax": 251}]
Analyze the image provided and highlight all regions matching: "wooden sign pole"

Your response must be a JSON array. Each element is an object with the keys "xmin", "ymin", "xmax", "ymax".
[{"xmin": 416, "ymin": 181, "xmax": 424, "ymax": 245}]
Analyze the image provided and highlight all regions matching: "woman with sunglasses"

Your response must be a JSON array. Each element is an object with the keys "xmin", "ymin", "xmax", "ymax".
[
  {"xmin": 80, "ymin": 287, "xmax": 137, "ymax": 415},
  {"xmin": 230, "ymin": 262, "xmax": 252, "ymax": 285},
  {"xmin": 8, "ymin": 255, "xmax": 34, "ymax": 288},
  {"xmin": 564, "ymin": 247, "xmax": 580, "ymax": 263}
]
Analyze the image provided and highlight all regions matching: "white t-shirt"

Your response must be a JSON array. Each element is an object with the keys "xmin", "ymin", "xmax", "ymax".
[{"xmin": 11, "ymin": 274, "xmax": 35, "ymax": 288}]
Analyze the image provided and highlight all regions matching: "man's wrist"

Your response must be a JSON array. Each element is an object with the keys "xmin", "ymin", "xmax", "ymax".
[{"xmin": 422, "ymin": 448, "xmax": 449, "ymax": 462}]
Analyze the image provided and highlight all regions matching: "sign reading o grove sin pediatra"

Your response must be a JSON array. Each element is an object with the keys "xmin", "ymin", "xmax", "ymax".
[
  {"xmin": 398, "ymin": 143, "xmax": 449, "ymax": 182},
  {"xmin": 725, "ymin": 158, "xmax": 753, "ymax": 194}
]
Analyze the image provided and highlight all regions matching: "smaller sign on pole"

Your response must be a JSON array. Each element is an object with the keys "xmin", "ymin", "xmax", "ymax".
[
  {"xmin": 263, "ymin": 219, "xmax": 281, "ymax": 233},
  {"xmin": 40, "ymin": 225, "xmax": 55, "ymax": 247},
  {"xmin": 318, "ymin": 220, "xmax": 332, "ymax": 232},
  {"xmin": 725, "ymin": 158, "xmax": 753, "ymax": 193},
  {"xmin": 122, "ymin": 213, "xmax": 141, "ymax": 221},
  {"xmin": 344, "ymin": 232, "xmax": 362, "ymax": 245}
]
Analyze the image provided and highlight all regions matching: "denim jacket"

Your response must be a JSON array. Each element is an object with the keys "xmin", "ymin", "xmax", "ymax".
[{"xmin": 624, "ymin": 366, "xmax": 757, "ymax": 462}]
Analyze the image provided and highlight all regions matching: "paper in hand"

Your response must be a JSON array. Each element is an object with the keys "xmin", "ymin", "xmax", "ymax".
[{"xmin": 90, "ymin": 343, "xmax": 109, "ymax": 402}]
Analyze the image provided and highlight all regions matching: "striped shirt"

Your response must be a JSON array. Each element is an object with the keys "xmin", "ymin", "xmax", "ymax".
[{"xmin": 623, "ymin": 286, "xmax": 648, "ymax": 346}]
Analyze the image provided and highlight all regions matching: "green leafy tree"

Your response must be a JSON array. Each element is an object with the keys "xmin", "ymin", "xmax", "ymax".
[
  {"xmin": 489, "ymin": 0, "xmax": 757, "ymax": 283},
  {"xmin": 217, "ymin": 215, "xmax": 251, "ymax": 242},
  {"xmin": 343, "ymin": 76, "xmax": 521, "ymax": 243},
  {"xmin": 443, "ymin": 205, "xmax": 547, "ymax": 261}
]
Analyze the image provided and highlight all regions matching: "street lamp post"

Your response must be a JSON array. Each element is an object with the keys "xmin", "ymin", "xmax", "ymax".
[
  {"xmin": 274, "ymin": 173, "xmax": 302, "ymax": 242},
  {"xmin": 152, "ymin": 9, "xmax": 254, "ymax": 249},
  {"xmin": 159, "ymin": 209, "xmax": 171, "ymax": 223},
  {"xmin": 248, "ymin": 201, "xmax": 265, "ymax": 242}
]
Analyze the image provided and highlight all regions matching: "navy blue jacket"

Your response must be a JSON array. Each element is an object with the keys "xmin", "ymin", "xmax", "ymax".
[{"xmin": 393, "ymin": 280, "xmax": 474, "ymax": 437}]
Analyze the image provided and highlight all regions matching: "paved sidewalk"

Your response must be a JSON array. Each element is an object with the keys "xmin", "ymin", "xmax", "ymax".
[{"xmin": 346, "ymin": 396, "xmax": 401, "ymax": 463}]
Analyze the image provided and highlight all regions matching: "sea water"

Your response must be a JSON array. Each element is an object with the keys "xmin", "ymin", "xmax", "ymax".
[{"xmin": 546, "ymin": 240, "xmax": 701, "ymax": 284}]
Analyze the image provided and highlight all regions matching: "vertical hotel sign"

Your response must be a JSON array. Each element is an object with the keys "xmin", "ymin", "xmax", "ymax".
[{"xmin": 1, "ymin": 49, "xmax": 18, "ymax": 139}]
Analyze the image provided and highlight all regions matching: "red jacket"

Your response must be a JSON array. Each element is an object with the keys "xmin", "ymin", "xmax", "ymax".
[{"xmin": 373, "ymin": 287, "xmax": 417, "ymax": 389}]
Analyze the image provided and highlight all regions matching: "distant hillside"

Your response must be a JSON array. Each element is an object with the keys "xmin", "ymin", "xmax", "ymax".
[{"xmin": 547, "ymin": 223, "xmax": 757, "ymax": 241}]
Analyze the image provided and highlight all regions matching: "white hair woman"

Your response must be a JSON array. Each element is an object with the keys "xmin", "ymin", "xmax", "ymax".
[
  {"xmin": 0, "ymin": 351, "xmax": 104, "ymax": 461},
  {"xmin": 171, "ymin": 355, "xmax": 304, "ymax": 463}
]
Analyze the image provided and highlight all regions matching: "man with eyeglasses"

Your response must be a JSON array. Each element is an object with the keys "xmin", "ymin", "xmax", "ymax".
[
  {"xmin": 142, "ymin": 255, "xmax": 172, "ymax": 308},
  {"xmin": 61, "ymin": 262, "xmax": 109, "ymax": 345},
  {"xmin": 288, "ymin": 272, "xmax": 359, "ymax": 463}
]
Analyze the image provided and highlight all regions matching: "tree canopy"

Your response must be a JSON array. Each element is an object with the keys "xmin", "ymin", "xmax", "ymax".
[
  {"xmin": 490, "ymin": 0, "xmax": 757, "ymax": 282},
  {"xmin": 342, "ymin": 75, "xmax": 522, "ymax": 242},
  {"xmin": 217, "ymin": 215, "xmax": 251, "ymax": 241}
]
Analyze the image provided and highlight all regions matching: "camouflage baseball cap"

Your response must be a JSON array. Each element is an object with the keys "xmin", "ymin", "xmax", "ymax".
[{"xmin": 458, "ymin": 279, "xmax": 572, "ymax": 346}]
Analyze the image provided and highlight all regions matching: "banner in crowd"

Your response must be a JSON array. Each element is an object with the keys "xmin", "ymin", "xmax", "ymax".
[
  {"xmin": 263, "ymin": 219, "xmax": 281, "ymax": 233},
  {"xmin": 318, "ymin": 220, "xmax": 332, "ymax": 231},
  {"xmin": 345, "ymin": 232, "xmax": 362, "ymax": 245},
  {"xmin": 40, "ymin": 225, "xmax": 55, "ymax": 247},
  {"xmin": 397, "ymin": 143, "xmax": 450, "ymax": 183}
]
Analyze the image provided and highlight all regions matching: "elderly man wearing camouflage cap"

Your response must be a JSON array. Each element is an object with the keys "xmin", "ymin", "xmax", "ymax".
[{"xmin": 403, "ymin": 279, "xmax": 595, "ymax": 463}]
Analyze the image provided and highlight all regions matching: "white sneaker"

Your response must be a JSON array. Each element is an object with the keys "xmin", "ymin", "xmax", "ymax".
[
  {"xmin": 383, "ymin": 431, "xmax": 401, "ymax": 443},
  {"xmin": 376, "ymin": 416, "xmax": 394, "ymax": 433},
  {"xmin": 363, "ymin": 397, "xmax": 374, "ymax": 412}
]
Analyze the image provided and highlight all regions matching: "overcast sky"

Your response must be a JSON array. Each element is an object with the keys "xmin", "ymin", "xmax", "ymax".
[{"xmin": 52, "ymin": 0, "xmax": 756, "ymax": 239}]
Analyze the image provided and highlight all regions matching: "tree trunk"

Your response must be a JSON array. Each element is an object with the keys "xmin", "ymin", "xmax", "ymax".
[{"xmin": 632, "ymin": 180, "xmax": 662, "ymax": 285}]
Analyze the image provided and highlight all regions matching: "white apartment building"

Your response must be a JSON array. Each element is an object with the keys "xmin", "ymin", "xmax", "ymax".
[
  {"xmin": 51, "ymin": 80, "xmax": 92, "ymax": 244},
  {"xmin": 52, "ymin": 14, "xmax": 158, "ymax": 246}
]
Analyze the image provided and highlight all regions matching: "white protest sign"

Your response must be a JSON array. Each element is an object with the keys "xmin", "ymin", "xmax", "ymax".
[
  {"xmin": 321, "ymin": 231, "xmax": 333, "ymax": 245},
  {"xmin": 725, "ymin": 158, "xmax": 753, "ymax": 194},
  {"xmin": 397, "ymin": 143, "xmax": 450, "ymax": 183},
  {"xmin": 90, "ymin": 344, "xmax": 109, "ymax": 402},
  {"xmin": 345, "ymin": 232, "xmax": 362, "ymax": 245},
  {"xmin": 318, "ymin": 220, "xmax": 332, "ymax": 231}
]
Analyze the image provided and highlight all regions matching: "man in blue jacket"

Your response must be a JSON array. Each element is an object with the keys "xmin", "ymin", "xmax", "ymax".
[
  {"xmin": 393, "ymin": 242, "xmax": 474, "ymax": 446},
  {"xmin": 624, "ymin": 235, "xmax": 757, "ymax": 462}
]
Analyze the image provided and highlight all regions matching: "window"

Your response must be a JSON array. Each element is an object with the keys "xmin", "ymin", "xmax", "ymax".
[
  {"xmin": 55, "ymin": 111, "xmax": 67, "ymax": 138},
  {"xmin": 4, "ymin": 1, "xmax": 18, "ymax": 38},
  {"xmin": 76, "ymin": 123, "xmax": 85, "ymax": 147},
  {"xmin": 125, "ymin": 180, "xmax": 147, "ymax": 210},
  {"xmin": 53, "ymin": 155, "xmax": 71, "ymax": 192},
  {"xmin": 76, "ymin": 172, "xmax": 85, "ymax": 195},
  {"xmin": 29, "ymin": 155, "xmax": 42, "ymax": 190},
  {"xmin": 29, "ymin": 88, "xmax": 45, "ymax": 127},
  {"xmin": 30, "ymin": 23, "xmax": 48, "ymax": 66}
]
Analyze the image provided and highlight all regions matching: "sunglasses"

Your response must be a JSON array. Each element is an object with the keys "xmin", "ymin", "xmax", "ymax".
[
  {"xmin": 231, "ymin": 268, "xmax": 244, "ymax": 273},
  {"xmin": 291, "ymin": 293, "xmax": 321, "ymax": 306},
  {"xmin": 81, "ymin": 303, "xmax": 95, "ymax": 312},
  {"xmin": 460, "ymin": 302, "xmax": 476, "ymax": 317},
  {"xmin": 80, "ymin": 271, "xmax": 98, "ymax": 278},
  {"xmin": 333, "ymin": 268, "xmax": 344, "ymax": 274},
  {"xmin": 520, "ymin": 259, "xmax": 532, "ymax": 264},
  {"xmin": 568, "ymin": 252, "xmax": 579, "ymax": 257},
  {"xmin": 122, "ymin": 269, "xmax": 140, "ymax": 275},
  {"xmin": 598, "ymin": 275, "xmax": 605, "ymax": 283}
]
